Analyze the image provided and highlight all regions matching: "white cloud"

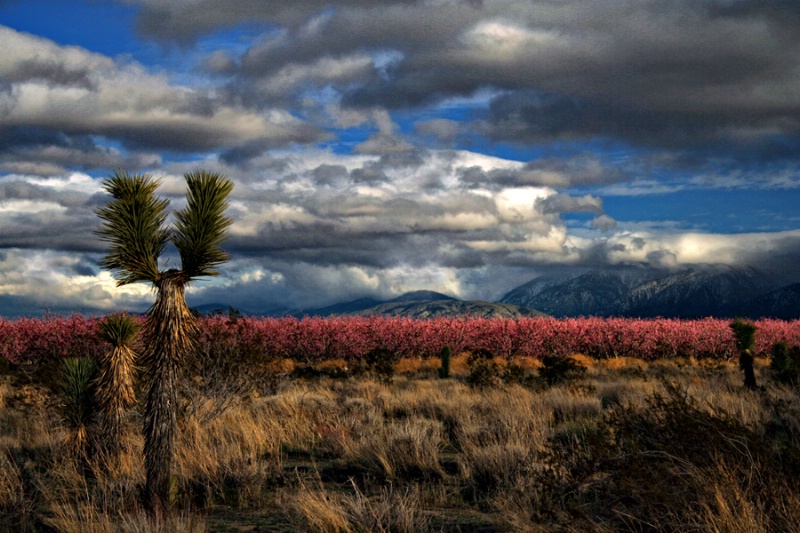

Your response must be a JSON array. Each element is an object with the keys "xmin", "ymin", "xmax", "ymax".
[
  {"xmin": 602, "ymin": 229, "xmax": 800, "ymax": 267},
  {"xmin": 0, "ymin": 249, "xmax": 153, "ymax": 312}
]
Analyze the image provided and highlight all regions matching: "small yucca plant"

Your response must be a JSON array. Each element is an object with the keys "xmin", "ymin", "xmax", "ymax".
[
  {"xmin": 59, "ymin": 357, "xmax": 99, "ymax": 458},
  {"xmin": 95, "ymin": 313, "xmax": 140, "ymax": 457},
  {"xmin": 730, "ymin": 318, "xmax": 757, "ymax": 353},
  {"xmin": 438, "ymin": 346, "xmax": 452, "ymax": 379},
  {"xmin": 730, "ymin": 319, "xmax": 758, "ymax": 390}
]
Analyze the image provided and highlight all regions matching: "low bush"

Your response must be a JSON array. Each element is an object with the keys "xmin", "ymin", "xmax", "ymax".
[
  {"xmin": 538, "ymin": 355, "xmax": 587, "ymax": 386},
  {"xmin": 535, "ymin": 382, "xmax": 800, "ymax": 530},
  {"xmin": 771, "ymin": 341, "xmax": 800, "ymax": 386},
  {"xmin": 466, "ymin": 349, "xmax": 501, "ymax": 389}
]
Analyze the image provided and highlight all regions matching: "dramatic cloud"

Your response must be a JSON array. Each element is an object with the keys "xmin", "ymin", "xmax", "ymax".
[
  {"xmin": 1, "ymin": 1, "xmax": 799, "ymax": 314},
  {"xmin": 0, "ymin": 26, "xmax": 326, "ymax": 174},
  {"xmin": 133, "ymin": 1, "xmax": 799, "ymax": 150}
]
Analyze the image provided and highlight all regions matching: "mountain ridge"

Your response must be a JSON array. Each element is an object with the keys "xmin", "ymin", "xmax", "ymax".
[
  {"xmin": 193, "ymin": 265, "xmax": 800, "ymax": 319},
  {"xmin": 502, "ymin": 265, "xmax": 798, "ymax": 319}
]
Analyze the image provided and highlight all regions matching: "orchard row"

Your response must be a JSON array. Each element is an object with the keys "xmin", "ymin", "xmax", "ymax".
[{"xmin": 3, "ymin": 314, "xmax": 800, "ymax": 366}]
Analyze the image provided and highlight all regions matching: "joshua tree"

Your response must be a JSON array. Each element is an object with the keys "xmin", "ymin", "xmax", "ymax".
[
  {"xmin": 730, "ymin": 318, "xmax": 758, "ymax": 390},
  {"xmin": 95, "ymin": 170, "xmax": 233, "ymax": 516}
]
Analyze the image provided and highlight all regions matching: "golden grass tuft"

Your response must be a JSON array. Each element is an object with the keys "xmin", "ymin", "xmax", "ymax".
[
  {"xmin": 314, "ymin": 358, "xmax": 350, "ymax": 374},
  {"xmin": 513, "ymin": 356, "xmax": 543, "ymax": 370},
  {"xmin": 449, "ymin": 352, "xmax": 472, "ymax": 375},
  {"xmin": 568, "ymin": 353, "xmax": 596, "ymax": 368},
  {"xmin": 598, "ymin": 356, "xmax": 648, "ymax": 370},
  {"xmin": 394, "ymin": 357, "xmax": 441, "ymax": 375}
]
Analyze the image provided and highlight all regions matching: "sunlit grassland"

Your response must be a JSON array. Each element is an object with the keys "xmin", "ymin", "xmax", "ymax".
[{"xmin": 1, "ymin": 353, "xmax": 799, "ymax": 532}]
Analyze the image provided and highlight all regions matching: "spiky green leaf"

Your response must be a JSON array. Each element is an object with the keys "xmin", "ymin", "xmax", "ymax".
[
  {"xmin": 98, "ymin": 313, "xmax": 140, "ymax": 346},
  {"xmin": 172, "ymin": 171, "xmax": 234, "ymax": 280},
  {"xmin": 59, "ymin": 357, "xmax": 98, "ymax": 431},
  {"xmin": 95, "ymin": 171, "xmax": 169, "ymax": 285}
]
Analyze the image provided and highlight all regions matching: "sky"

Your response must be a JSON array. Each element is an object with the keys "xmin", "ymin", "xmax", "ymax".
[{"xmin": 1, "ymin": 0, "xmax": 800, "ymax": 316}]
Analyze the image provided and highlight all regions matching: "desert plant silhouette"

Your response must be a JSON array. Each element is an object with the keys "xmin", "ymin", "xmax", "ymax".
[
  {"xmin": 730, "ymin": 318, "xmax": 758, "ymax": 390},
  {"xmin": 95, "ymin": 170, "xmax": 233, "ymax": 516}
]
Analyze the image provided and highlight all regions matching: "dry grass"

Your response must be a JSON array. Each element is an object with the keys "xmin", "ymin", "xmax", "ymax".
[{"xmin": 1, "ymin": 354, "xmax": 799, "ymax": 531}]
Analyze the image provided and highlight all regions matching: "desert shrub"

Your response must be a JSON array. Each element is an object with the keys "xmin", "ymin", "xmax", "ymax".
[
  {"xmin": 501, "ymin": 362, "xmax": 532, "ymax": 386},
  {"xmin": 363, "ymin": 346, "xmax": 396, "ymax": 384},
  {"xmin": 466, "ymin": 349, "xmax": 500, "ymax": 389},
  {"xmin": 534, "ymin": 383, "xmax": 800, "ymax": 531},
  {"xmin": 184, "ymin": 315, "xmax": 285, "ymax": 423},
  {"xmin": 538, "ymin": 355, "xmax": 586, "ymax": 387}
]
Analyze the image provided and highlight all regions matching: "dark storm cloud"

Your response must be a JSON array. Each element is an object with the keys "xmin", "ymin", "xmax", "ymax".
[
  {"xmin": 0, "ymin": 179, "xmax": 86, "ymax": 206},
  {"xmin": 480, "ymin": 91, "xmax": 800, "ymax": 159},
  {"xmin": 456, "ymin": 154, "xmax": 628, "ymax": 189},
  {"xmin": 0, "ymin": 126, "xmax": 159, "ymax": 175},
  {"xmin": 0, "ymin": 172, "xmax": 106, "ymax": 253},
  {"xmin": 4, "ymin": 57, "xmax": 97, "ymax": 89},
  {"xmin": 133, "ymin": 0, "xmax": 800, "ymax": 156},
  {"xmin": 415, "ymin": 119, "xmax": 460, "ymax": 145},
  {"xmin": 535, "ymin": 193, "xmax": 603, "ymax": 215},
  {"xmin": 131, "ymin": 0, "xmax": 420, "ymax": 44},
  {"xmin": 310, "ymin": 164, "xmax": 349, "ymax": 185}
]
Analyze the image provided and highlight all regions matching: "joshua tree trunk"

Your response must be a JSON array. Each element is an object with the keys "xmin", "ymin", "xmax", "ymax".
[{"xmin": 142, "ymin": 270, "xmax": 197, "ymax": 516}]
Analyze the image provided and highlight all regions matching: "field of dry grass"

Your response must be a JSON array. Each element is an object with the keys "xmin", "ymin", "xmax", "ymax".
[{"xmin": 1, "ymin": 353, "xmax": 799, "ymax": 532}]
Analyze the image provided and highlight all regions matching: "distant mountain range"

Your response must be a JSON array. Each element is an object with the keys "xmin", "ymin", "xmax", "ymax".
[
  {"xmin": 195, "ymin": 265, "xmax": 800, "ymax": 320},
  {"xmin": 195, "ymin": 290, "xmax": 545, "ymax": 319},
  {"xmin": 500, "ymin": 265, "xmax": 799, "ymax": 319},
  {"xmin": 302, "ymin": 290, "xmax": 546, "ymax": 319}
]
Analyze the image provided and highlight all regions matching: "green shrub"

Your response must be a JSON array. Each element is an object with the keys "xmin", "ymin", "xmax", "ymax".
[
  {"xmin": 730, "ymin": 318, "xmax": 757, "ymax": 352},
  {"xmin": 770, "ymin": 342, "xmax": 800, "ymax": 386}
]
